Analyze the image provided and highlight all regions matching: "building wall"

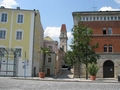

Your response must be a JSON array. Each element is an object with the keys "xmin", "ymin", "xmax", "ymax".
[
  {"xmin": 83, "ymin": 21, "xmax": 120, "ymax": 53},
  {"xmin": 43, "ymin": 39, "xmax": 58, "ymax": 76},
  {"xmin": 0, "ymin": 7, "xmax": 43, "ymax": 77},
  {"xmin": 32, "ymin": 10, "xmax": 44, "ymax": 76},
  {"xmin": 72, "ymin": 11, "xmax": 120, "ymax": 78},
  {"xmin": 45, "ymin": 53, "xmax": 56, "ymax": 75}
]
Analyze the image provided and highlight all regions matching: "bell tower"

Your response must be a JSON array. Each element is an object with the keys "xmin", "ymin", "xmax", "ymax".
[{"xmin": 59, "ymin": 24, "xmax": 68, "ymax": 52}]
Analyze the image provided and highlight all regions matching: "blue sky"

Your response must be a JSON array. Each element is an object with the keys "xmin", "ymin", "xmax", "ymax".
[{"xmin": 1, "ymin": 0, "xmax": 120, "ymax": 50}]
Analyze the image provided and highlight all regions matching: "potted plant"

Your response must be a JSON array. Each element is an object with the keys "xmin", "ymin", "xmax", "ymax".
[
  {"xmin": 38, "ymin": 47, "xmax": 50, "ymax": 78},
  {"xmin": 87, "ymin": 63, "xmax": 99, "ymax": 80}
]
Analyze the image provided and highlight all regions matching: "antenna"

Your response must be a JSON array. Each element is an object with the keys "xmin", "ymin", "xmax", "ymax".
[{"xmin": 93, "ymin": 6, "xmax": 97, "ymax": 11}]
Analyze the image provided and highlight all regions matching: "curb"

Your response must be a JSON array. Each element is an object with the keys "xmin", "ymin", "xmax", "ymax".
[{"xmin": 11, "ymin": 77, "xmax": 119, "ymax": 83}]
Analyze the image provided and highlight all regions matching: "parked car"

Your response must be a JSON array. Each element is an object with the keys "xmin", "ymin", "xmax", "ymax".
[{"xmin": 61, "ymin": 64, "xmax": 71, "ymax": 70}]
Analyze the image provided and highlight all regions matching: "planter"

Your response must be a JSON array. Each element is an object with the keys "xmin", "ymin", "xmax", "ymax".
[
  {"xmin": 90, "ymin": 75, "xmax": 96, "ymax": 80},
  {"xmin": 39, "ymin": 72, "xmax": 45, "ymax": 78}
]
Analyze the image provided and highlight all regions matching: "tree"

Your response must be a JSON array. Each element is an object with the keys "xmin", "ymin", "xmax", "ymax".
[
  {"xmin": 64, "ymin": 50, "xmax": 76, "ymax": 66},
  {"xmin": 67, "ymin": 22, "xmax": 99, "ymax": 79},
  {"xmin": 39, "ymin": 47, "xmax": 50, "ymax": 72}
]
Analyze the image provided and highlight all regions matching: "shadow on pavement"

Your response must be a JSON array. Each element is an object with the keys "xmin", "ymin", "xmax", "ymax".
[{"xmin": 55, "ymin": 69, "xmax": 74, "ymax": 78}]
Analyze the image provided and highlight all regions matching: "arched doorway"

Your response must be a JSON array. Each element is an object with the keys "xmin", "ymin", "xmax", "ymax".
[{"xmin": 103, "ymin": 60, "xmax": 114, "ymax": 78}]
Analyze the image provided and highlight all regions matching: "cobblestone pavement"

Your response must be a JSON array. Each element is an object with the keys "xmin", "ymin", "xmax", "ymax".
[
  {"xmin": 0, "ymin": 77, "xmax": 120, "ymax": 90},
  {"xmin": 56, "ymin": 69, "xmax": 73, "ymax": 78}
]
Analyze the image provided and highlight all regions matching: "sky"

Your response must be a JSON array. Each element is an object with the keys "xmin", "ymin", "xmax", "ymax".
[{"xmin": 0, "ymin": 0, "xmax": 120, "ymax": 50}]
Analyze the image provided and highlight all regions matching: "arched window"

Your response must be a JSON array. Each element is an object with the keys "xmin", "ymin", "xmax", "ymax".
[
  {"xmin": 109, "ymin": 45, "xmax": 113, "ymax": 52},
  {"xmin": 108, "ymin": 27, "xmax": 112, "ymax": 35},
  {"xmin": 104, "ymin": 45, "xmax": 107, "ymax": 52},
  {"xmin": 103, "ymin": 27, "xmax": 106, "ymax": 35}
]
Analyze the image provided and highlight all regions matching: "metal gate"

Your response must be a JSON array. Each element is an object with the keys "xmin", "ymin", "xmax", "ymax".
[
  {"xmin": 103, "ymin": 60, "xmax": 114, "ymax": 78},
  {"xmin": 0, "ymin": 48, "xmax": 20, "ymax": 77}
]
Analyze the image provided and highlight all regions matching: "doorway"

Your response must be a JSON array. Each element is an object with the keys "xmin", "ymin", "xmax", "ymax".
[
  {"xmin": 47, "ymin": 68, "xmax": 50, "ymax": 76},
  {"xmin": 103, "ymin": 60, "xmax": 114, "ymax": 78}
]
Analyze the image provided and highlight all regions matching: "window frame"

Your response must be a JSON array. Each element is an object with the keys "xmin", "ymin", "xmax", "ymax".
[
  {"xmin": 108, "ymin": 27, "xmax": 112, "ymax": 35},
  {"xmin": 86, "ymin": 17, "xmax": 88, "ymax": 21},
  {"xmin": 0, "ymin": 29, "xmax": 6, "ymax": 39},
  {"xmin": 109, "ymin": 45, "xmax": 113, "ymax": 52},
  {"xmin": 48, "ymin": 57, "xmax": 51, "ymax": 63},
  {"xmin": 107, "ymin": 17, "xmax": 110, "ymax": 20},
  {"xmin": 90, "ymin": 17, "xmax": 92, "ymax": 21},
  {"xmin": 1, "ymin": 13, "xmax": 8, "ymax": 23},
  {"xmin": 97, "ymin": 17, "xmax": 99, "ymax": 20},
  {"xmin": 17, "ymin": 13, "xmax": 24, "ymax": 24},
  {"xmin": 104, "ymin": 45, "xmax": 107, "ymax": 52},
  {"xmin": 93, "ymin": 17, "xmax": 95, "ymax": 21},
  {"xmin": 103, "ymin": 27, "xmax": 107, "ymax": 35},
  {"xmin": 16, "ymin": 30, "xmax": 23, "ymax": 40},
  {"xmin": 100, "ymin": 17, "xmax": 102, "ymax": 21},
  {"xmin": 104, "ymin": 17, "xmax": 106, "ymax": 20},
  {"xmin": 49, "ymin": 46, "xmax": 52, "ymax": 50},
  {"xmin": 111, "ymin": 16, "xmax": 113, "ymax": 20}
]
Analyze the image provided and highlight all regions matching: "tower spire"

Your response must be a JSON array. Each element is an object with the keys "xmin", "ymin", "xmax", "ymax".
[{"xmin": 59, "ymin": 24, "xmax": 68, "ymax": 52}]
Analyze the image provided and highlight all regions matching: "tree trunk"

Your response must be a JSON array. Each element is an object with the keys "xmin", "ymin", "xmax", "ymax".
[
  {"xmin": 42, "ymin": 53, "xmax": 46, "ymax": 72},
  {"xmin": 86, "ymin": 63, "xmax": 88, "ymax": 79}
]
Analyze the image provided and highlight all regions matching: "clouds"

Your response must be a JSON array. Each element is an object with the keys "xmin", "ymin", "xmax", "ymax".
[
  {"xmin": 44, "ymin": 26, "xmax": 72, "ymax": 41},
  {"xmin": 0, "ymin": 0, "xmax": 18, "ymax": 8},
  {"xmin": 44, "ymin": 27, "xmax": 61, "ymax": 41},
  {"xmin": 99, "ymin": 0, "xmax": 120, "ymax": 11},
  {"xmin": 114, "ymin": 0, "xmax": 120, "ymax": 4},
  {"xmin": 99, "ymin": 6, "xmax": 120, "ymax": 11},
  {"xmin": 44, "ymin": 27, "xmax": 73, "ymax": 50}
]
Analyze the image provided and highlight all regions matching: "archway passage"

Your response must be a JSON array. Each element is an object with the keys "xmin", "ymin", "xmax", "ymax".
[{"xmin": 103, "ymin": 60, "xmax": 114, "ymax": 78}]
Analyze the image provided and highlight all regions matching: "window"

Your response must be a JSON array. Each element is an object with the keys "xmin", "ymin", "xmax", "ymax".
[
  {"xmin": 63, "ymin": 33, "xmax": 64, "ymax": 37},
  {"xmin": 0, "ymin": 47, "xmax": 5, "ymax": 56},
  {"xmin": 104, "ymin": 45, "xmax": 107, "ymax": 52},
  {"xmin": 111, "ymin": 17, "xmax": 113, "ymax": 20},
  {"xmin": 109, "ymin": 45, "xmax": 112, "ymax": 52},
  {"xmin": 16, "ymin": 31, "xmax": 22, "ymax": 40},
  {"xmin": 107, "ymin": 17, "xmax": 110, "ymax": 20},
  {"xmin": 48, "ymin": 57, "xmax": 51, "ymax": 63},
  {"xmin": 104, "ymin": 17, "xmax": 106, "ymax": 20},
  {"xmin": 103, "ymin": 28, "xmax": 106, "ymax": 35},
  {"xmin": 90, "ymin": 17, "xmax": 92, "ymax": 21},
  {"xmin": 97, "ymin": 17, "xmax": 99, "ymax": 20},
  {"xmin": 114, "ymin": 17, "xmax": 117, "ymax": 20},
  {"xmin": 93, "ymin": 17, "xmax": 95, "ymax": 21},
  {"xmin": 86, "ymin": 17, "xmax": 88, "ymax": 21},
  {"xmin": 49, "ymin": 46, "xmax": 52, "ymax": 51},
  {"xmin": 16, "ymin": 48, "xmax": 22, "ymax": 57},
  {"xmin": 83, "ymin": 17, "xmax": 85, "ymax": 21},
  {"xmin": 0, "ymin": 30, "xmax": 6, "ymax": 39},
  {"xmin": 1, "ymin": 13, "xmax": 7, "ymax": 22},
  {"xmin": 17, "ymin": 14, "xmax": 23, "ymax": 23},
  {"xmin": 108, "ymin": 28, "xmax": 112, "ymax": 35},
  {"xmin": 62, "ymin": 46, "xmax": 64, "ymax": 50},
  {"xmin": 118, "ymin": 16, "xmax": 120, "ymax": 20},
  {"xmin": 100, "ymin": 17, "xmax": 102, "ymax": 20},
  {"xmin": 80, "ymin": 17, "xmax": 81, "ymax": 21}
]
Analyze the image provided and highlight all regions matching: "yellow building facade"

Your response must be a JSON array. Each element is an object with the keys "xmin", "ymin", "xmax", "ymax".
[{"xmin": 0, "ymin": 6, "xmax": 44, "ymax": 77}]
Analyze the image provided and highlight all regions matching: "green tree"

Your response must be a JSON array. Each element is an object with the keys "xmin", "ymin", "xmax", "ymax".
[
  {"xmin": 64, "ymin": 50, "xmax": 76, "ymax": 66},
  {"xmin": 67, "ymin": 22, "xmax": 99, "ymax": 79},
  {"xmin": 39, "ymin": 47, "xmax": 50, "ymax": 72}
]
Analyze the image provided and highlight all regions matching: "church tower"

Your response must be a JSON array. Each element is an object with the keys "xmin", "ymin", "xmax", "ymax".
[{"xmin": 59, "ymin": 24, "xmax": 68, "ymax": 52}]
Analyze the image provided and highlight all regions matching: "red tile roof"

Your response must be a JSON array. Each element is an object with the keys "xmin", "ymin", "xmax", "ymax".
[{"xmin": 61, "ymin": 24, "xmax": 66, "ymax": 31}]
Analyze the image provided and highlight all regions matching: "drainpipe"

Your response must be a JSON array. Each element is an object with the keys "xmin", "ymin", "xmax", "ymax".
[{"xmin": 32, "ymin": 9, "xmax": 37, "ymax": 77}]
